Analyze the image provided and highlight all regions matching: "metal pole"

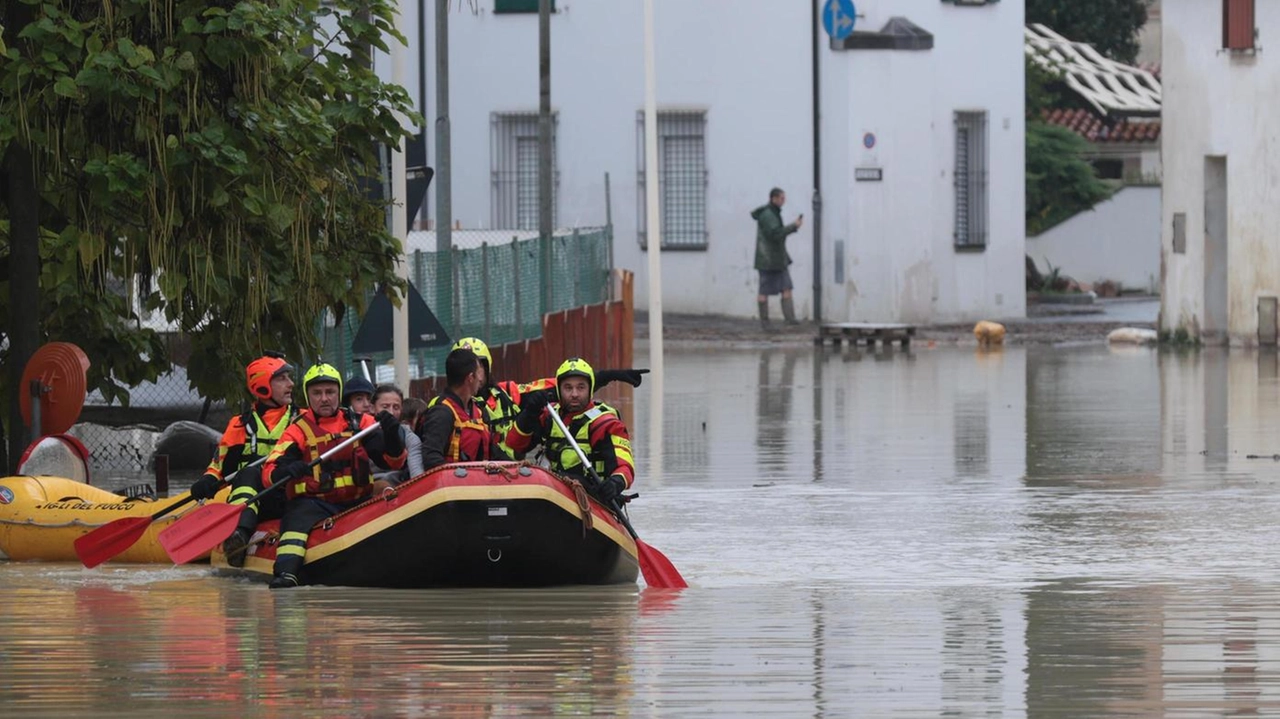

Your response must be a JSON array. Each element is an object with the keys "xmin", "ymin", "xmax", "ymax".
[
  {"xmin": 604, "ymin": 171, "xmax": 614, "ymax": 274},
  {"xmin": 811, "ymin": 0, "xmax": 824, "ymax": 324},
  {"xmin": 538, "ymin": 0, "xmax": 553, "ymax": 317},
  {"xmin": 392, "ymin": 0, "xmax": 410, "ymax": 388},
  {"xmin": 572, "ymin": 228, "xmax": 581, "ymax": 308},
  {"xmin": 482, "ymin": 242, "xmax": 491, "ymax": 340},
  {"xmin": 435, "ymin": 0, "xmax": 452, "ymax": 332},
  {"xmin": 512, "ymin": 235, "xmax": 523, "ymax": 340},
  {"xmin": 452, "ymin": 245, "xmax": 461, "ymax": 339},
  {"xmin": 643, "ymin": 0, "xmax": 664, "ymax": 485}
]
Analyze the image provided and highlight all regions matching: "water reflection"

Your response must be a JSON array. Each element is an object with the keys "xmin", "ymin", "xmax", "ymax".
[
  {"xmin": 13, "ymin": 344, "xmax": 1280, "ymax": 714},
  {"xmin": 0, "ymin": 566, "xmax": 647, "ymax": 716}
]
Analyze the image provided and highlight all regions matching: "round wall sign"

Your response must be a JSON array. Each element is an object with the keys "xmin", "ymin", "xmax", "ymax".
[{"xmin": 863, "ymin": 132, "xmax": 876, "ymax": 149}]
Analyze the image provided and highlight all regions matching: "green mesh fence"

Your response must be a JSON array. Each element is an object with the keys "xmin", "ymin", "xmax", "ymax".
[{"xmin": 318, "ymin": 226, "xmax": 612, "ymax": 381}]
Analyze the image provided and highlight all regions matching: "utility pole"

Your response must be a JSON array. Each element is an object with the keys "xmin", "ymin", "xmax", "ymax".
[
  {"xmin": 643, "ymin": 0, "xmax": 664, "ymax": 483},
  {"xmin": 538, "ymin": 0, "xmax": 553, "ymax": 316},
  {"xmin": 392, "ymin": 0, "xmax": 409, "ymax": 388},
  {"xmin": 435, "ymin": 0, "xmax": 452, "ymax": 332}
]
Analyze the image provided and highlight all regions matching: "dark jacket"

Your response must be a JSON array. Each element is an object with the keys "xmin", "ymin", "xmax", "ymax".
[
  {"xmin": 752, "ymin": 203, "xmax": 799, "ymax": 271},
  {"xmin": 419, "ymin": 390, "xmax": 509, "ymax": 469}
]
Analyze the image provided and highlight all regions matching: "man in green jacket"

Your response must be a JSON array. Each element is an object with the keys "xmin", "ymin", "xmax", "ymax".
[{"xmin": 751, "ymin": 187, "xmax": 804, "ymax": 329}]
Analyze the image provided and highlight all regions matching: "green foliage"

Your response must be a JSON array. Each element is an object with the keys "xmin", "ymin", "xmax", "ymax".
[
  {"xmin": 1026, "ymin": 121, "xmax": 1115, "ymax": 236},
  {"xmin": 1024, "ymin": 53, "xmax": 1112, "ymax": 237},
  {"xmin": 1027, "ymin": 0, "xmax": 1150, "ymax": 65},
  {"xmin": 1026, "ymin": 55, "xmax": 1065, "ymax": 119},
  {"xmin": 1159, "ymin": 327, "xmax": 1200, "ymax": 347},
  {"xmin": 0, "ymin": 0, "xmax": 420, "ymax": 405}
]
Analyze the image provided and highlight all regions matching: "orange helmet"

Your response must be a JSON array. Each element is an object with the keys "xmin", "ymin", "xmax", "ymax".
[{"xmin": 245, "ymin": 355, "xmax": 293, "ymax": 398}]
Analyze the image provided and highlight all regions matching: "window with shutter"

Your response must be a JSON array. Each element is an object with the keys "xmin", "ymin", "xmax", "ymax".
[{"xmin": 1223, "ymin": 0, "xmax": 1256, "ymax": 51}]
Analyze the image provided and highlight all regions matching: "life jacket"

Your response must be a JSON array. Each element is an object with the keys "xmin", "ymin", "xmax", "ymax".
[
  {"xmin": 240, "ymin": 404, "xmax": 297, "ymax": 464},
  {"xmin": 439, "ymin": 394, "xmax": 493, "ymax": 462},
  {"xmin": 482, "ymin": 386, "xmax": 521, "ymax": 435},
  {"xmin": 286, "ymin": 408, "xmax": 372, "ymax": 504},
  {"xmin": 545, "ymin": 402, "xmax": 620, "ymax": 479}
]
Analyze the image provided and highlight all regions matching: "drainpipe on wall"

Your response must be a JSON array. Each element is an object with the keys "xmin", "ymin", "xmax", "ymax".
[{"xmin": 811, "ymin": 0, "xmax": 824, "ymax": 324}]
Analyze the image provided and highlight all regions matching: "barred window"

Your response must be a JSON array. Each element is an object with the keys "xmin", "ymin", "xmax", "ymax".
[
  {"xmin": 491, "ymin": 112, "xmax": 557, "ymax": 230},
  {"xmin": 953, "ymin": 111, "xmax": 988, "ymax": 249},
  {"xmin": 637, "ymin": 110, "xmax": 708, "ymax": 250}
]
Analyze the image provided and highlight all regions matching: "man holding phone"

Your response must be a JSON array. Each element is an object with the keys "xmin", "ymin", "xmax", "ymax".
[{"xmin": 751, "ymin": 187, "xmax": 804, "ymax": 329}]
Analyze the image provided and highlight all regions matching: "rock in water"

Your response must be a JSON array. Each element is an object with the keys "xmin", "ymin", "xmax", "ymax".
[
  {"xmin": 1107, "ymin": 327, "xmax": 1158, "ymax": 345},
  {"xmin": 151, "ymin": 421, "xmax": 221, "ymax": 471}
]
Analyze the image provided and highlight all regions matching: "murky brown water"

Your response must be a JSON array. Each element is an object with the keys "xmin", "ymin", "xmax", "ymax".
[{"xmin": 7, "ymin": 344, "xmax": 1280, "ymax": 716}]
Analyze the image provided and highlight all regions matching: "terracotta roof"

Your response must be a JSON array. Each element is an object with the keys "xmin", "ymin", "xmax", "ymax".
[
  {"xmin": 1041, "ymin": 107, "xmax": 1162, "ymax": 144},
  {"xmin": 1026, "ymin": 24, "xmax": 1161, "ymax": 117}
]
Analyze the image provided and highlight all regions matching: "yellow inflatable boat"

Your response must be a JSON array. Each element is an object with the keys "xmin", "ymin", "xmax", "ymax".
[{"xmin": 0, "ymin": 475, "xmax": 220, "ymax": 563}]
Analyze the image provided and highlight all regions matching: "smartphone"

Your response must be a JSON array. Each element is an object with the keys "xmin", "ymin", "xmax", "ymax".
[{"xmin": 797, "ymin": 213, "xmax": 804, "ymax": 220}]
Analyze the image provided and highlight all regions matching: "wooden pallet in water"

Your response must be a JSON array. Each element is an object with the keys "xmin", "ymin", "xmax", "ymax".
[{"xmin": 816, "ymin": 322, "xmax": 916, "ymax": 348}]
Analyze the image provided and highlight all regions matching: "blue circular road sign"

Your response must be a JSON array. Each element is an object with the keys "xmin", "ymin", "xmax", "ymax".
[{"xmin": 822, "ymin": 0, "xmax": 857, "ymax": 41}]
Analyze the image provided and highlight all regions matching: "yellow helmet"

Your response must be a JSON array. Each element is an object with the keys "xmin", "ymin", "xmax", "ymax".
[
  {"xmin": 555, "ymin": 357, "xmax": 594, "ymax": 396},
  {"xmin": 302, "ymin": 363, "xmax": 342, "ymax": 398},
  {"xmin": 452, "ymin": 337, "xmax": 492, "ymax": 369}
]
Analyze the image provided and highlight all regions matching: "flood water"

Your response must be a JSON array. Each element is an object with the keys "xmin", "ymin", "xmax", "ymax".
[{"xmin": 7, "ymin": 343, "xmax": 1280, "ymax": 716}]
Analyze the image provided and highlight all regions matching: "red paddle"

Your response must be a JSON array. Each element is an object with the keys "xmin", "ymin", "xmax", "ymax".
[
  {"xmin": 73, "ymin": 458, "xmax": 267, "ymax": 568},
  {"xmin": 547, "ymin": 405, "xmax": 687, "ymax": 589},
  {"xmin": 157, "ymin": 423, "xmax": 380, "ymax": 565}
]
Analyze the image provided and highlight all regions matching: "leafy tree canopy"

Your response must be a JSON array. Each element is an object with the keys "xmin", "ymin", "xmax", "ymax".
[
  {"xmin": 1024, "ymin": 55, "xmax": 1113, "ymax": 236},
  {"xmin": 0, "ymin": 0, "xmax": 419, "ymax": 409},
  {"xmin": 1027, "ymin": 0, "xmax": 1150, "ymax": 65}
]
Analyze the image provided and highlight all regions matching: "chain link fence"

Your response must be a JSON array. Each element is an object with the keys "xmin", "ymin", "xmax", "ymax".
[
  {"xmin": 320, "ymin": 226, "xmax": 613, "ymax": 382},
  {"xmin": 54, "ymin": 226, "xmax": 613, "ymax": 485}
]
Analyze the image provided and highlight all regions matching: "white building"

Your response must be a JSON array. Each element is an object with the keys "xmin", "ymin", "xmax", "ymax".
[
  {"xmin": 397, "ymin": 0, "xmax": 1025, "ymax": 324},
  {"xmin": 1161, "ymin": 0, "xmax": 1278, "ymax": 344}
]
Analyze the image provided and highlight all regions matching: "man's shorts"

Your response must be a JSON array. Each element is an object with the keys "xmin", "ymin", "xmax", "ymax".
[{"xmin": 758, "ymin": 269, "xmax": 794, "ymax": 296}]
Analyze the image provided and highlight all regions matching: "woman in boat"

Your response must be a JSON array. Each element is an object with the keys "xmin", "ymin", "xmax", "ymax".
[
  {"xmin": 189, "ymin": 353, "xmax": 299, "ymax": 568},
  {"xmin": 505, "ymin": 358, "xmax": 635, "ymax": 508},
  {"xmin": 262, "ymin": 363, "xmax": 405, "ymax": 588},
  {"xmin": 368, "ymin": 384, "xmax": 423, "ymax": 487},
  {"xmin": 419, "ymin": 348, "xmax": 507, "ymax": 469}
]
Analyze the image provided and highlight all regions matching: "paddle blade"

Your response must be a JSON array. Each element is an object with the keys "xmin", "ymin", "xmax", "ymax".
[
  {"xmin": 636, "ymin": 539, "xmax": 688, "ymax": 589},
  {"xmin": 157, "ymin": 503, "xmax": 243, "ymax": 565},
  {"xmin": 74, "ymin": 517, "xmax": 154, "ymax": 569}
]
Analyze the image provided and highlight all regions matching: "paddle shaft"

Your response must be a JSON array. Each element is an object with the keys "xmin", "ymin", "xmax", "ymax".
[
  {"xmin": 241, "ymin": 422, "xmax": 382, "ymax": 506},
  {"xmin": 545, "ymin": 404, "xmax": 639, "ymax": 539},
  {"xmin": 74, "ymin": 456, "xmax": 273, "ymax": 568},
  {"xmin": 148, "ymin": 456, "xmax": 269, "ymax": 521},
  {"xmin": 158, "ymin": 422, "xmax": 383, "ymax": 565}
]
